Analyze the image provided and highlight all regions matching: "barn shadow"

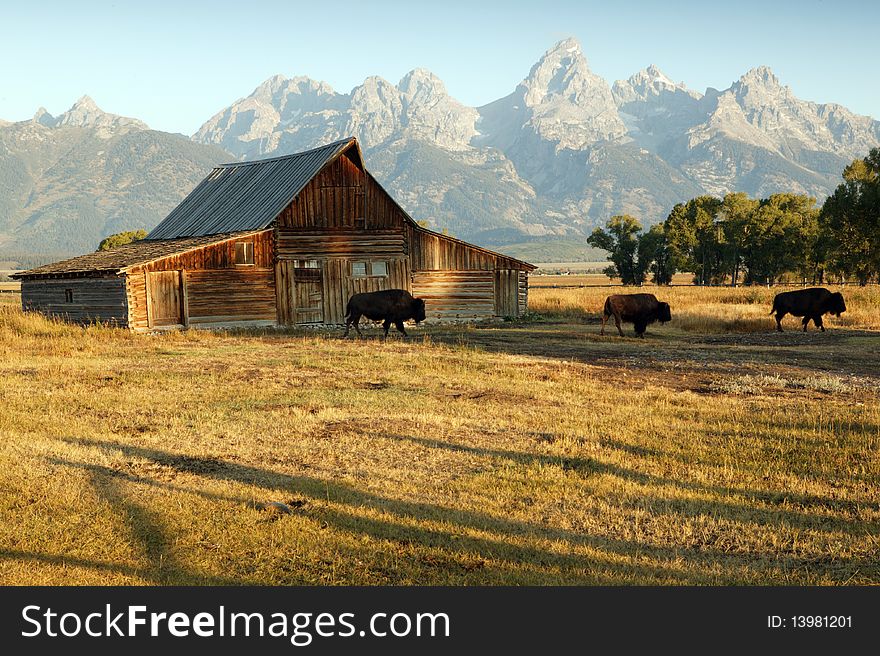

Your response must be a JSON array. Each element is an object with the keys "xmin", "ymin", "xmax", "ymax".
[{"xmin": 46, "ymin": 436, "xmax": 872, "ymax": 584}]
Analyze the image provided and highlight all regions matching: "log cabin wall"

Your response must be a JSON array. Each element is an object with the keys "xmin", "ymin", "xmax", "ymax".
[
  {"xmin": 405, "ymin": 223, "xmax": 531, "ymax": 320},
  {"xmin": 518, "ymin": 271, "xmax": 529, "ymax": 315},
  {"xmin": 411, "ymin": 271, "xmax": 495, "ymax": 320},
  {"xmin": 21, "ymin": 277, "xmax": 128, "ymax": 326},
  {"xmin": 126, "ymin": 231, "xmax": 276, "ymax": 330}
]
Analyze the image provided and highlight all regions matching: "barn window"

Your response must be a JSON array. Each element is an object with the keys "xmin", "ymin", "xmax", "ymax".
[
  {"xmin": 351, "ymin": 261, "xmax": 367, "ymax": 277},
  {"xmin": 64, "ymin": 288, "xmax": 74, "ymax": 303},
  {"xmin": 295, "ymin": 259, "xmax": 319, "ymax": 269},
  {"xmin": 371, "ymin": 261, "xmax": 388, "ymax": 277},
  {"xmin": 235, "ymin": 241, "xmax": 254, "ymax": 265}
]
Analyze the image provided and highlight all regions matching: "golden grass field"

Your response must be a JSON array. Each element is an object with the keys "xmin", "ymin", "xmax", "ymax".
[{"xmin": 0, "ymin": 284, "xmax": 878, "ymax": 585}]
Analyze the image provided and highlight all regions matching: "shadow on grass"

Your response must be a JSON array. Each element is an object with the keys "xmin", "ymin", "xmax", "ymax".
[
  {"xmin": 42, "ymin": 435, "xmax": 874, "ymax": 585},
  {"xmin": 389, "ymin": 435, "xmax": 875, "ymax": 539},
  {"xmin": 415, "ymin": 323, "xmax": 880, "ymax": 382}
]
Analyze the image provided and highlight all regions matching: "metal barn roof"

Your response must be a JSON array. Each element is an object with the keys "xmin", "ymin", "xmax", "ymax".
[{"xmin": 146, "ymin": 137, "xmax": 360, "ymax": 240}]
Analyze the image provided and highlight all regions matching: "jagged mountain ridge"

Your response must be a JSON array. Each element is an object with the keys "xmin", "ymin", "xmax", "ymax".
[
  {"xmin": 2, "ymin": 37, "xmax": 879, "ymax": 260},
  {"xmin": 193, "ymin": 38, "xmax": 880, "ymax": 247}
]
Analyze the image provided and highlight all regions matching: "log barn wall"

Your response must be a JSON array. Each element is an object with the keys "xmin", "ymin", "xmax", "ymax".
[
  {"xmin": 405, "ymin": 222, "xmax": 532, "ymax": 320},
  {"xmin": 125, "ymin": 231, "xmax": 276, "ymax": 330},
  {"xmin": 21, "ymin": 277, "xmax": 128, "ymax": 326}
]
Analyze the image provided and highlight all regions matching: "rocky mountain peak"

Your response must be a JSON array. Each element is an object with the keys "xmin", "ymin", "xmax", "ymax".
[
  {"xmin": 52, "ymin": 95, "xmax": 148, "ymax": 134},
  {"xmin": 32, "ymin": 107, "xmax": 55, "ymax": 126},
  {"xmin": 399, "ymin": 68, "xmax": 449, "ymax": 104},
  {"xmin": 522, "ymin": 38, "xmax": 595, "ymax": 105},
  {"xmin": 739, "ymin": 65, "xmax": 781, "ymax": 89},
  {"xmin": 498, "ymin": 37, "xmax": 627, "ymax": 149}
]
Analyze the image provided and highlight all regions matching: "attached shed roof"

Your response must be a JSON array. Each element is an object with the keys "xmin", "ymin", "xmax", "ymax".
[
  {"xmin": 146, "ymin": 138, "xmax": 361, "ymax": 240},
  {"xmin": 12, "ymin": 231, "xmax": 265, "ymax": 279}
]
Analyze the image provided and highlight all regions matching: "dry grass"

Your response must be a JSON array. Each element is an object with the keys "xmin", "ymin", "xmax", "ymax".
[
  {"xmin": 530, "ymin": 283, "xmax": 880, "ymax": 333},
  {"xmin": 0, "ymin": 291, "xmax": 878, "ymax": 586}
]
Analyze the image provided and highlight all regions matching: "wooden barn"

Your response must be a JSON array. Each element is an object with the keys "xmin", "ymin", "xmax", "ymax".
[{"xmin": 14, "ymin": 137, "xmax": 535, "ymax": 331}]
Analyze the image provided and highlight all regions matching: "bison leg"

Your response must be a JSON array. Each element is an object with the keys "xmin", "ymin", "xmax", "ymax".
[
  {"xmin": 600, "ymin": 313, "xmax": 607, "ymax": 336},
  {"xmin": 614, "ymin": 313, "xmax": 624, "ymax": 337},
  {"xmin": 343, "ymin": 314, "xmax": 362, "ymax": 337},
  {"xmin": 394, "ymin": 320, "xmax": 407, "ymax": 337},
  {"xmin": 802, "ymin": 316, "xmax": 810, "ymax": 332},
  {"xmin": 814, "ymin": 315, "xmax": 825, "ymax": 332},
  {"xmin": 775, "ymin": 312, "xmax": 785, "ymax": 332},
  {"xmin": 382, "ymin": 319, "xmax": 392, "ymax": 339},
  {"xmin": 634, "ymin": 321, "xmax": 647, "ymax": 338}
]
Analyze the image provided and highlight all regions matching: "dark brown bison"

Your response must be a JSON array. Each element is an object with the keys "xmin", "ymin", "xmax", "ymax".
[
  {"xmin": 343, "ymin": 289, "xmax": 426, "ymax": 338},
  {"xmin": 770, "ymin": 287, "xmax": 846, "ymax": 332},
  {"xmin": 600, "ymin": 293, "xmax": 672, "ymax": 338}
]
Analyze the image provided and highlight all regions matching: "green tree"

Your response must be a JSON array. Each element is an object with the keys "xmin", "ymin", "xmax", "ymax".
[
  {"xmin": 746, "ymin": 194, "xmax": 819, "ymax": 285},
  {"xmin": 588, "ymin": 215, "xmax": 647, "ymax": 285},
  {"xmin": 718, "ymin": 192, "xmax": 759, "ymax": 286},
  {"xmin": 663, "ymin": 196, "xmax": 723, "ymax": 285},
  {"xmin": 638, "ymin": 224, "xmax": 675, "ymax": 285},
  {"xmin": 820, "ymin": 148, "xmax": 880, "ymax": 285},
  {"xmin": 98, "ymin": 229, "xmax": 147, "ymax": 251}
]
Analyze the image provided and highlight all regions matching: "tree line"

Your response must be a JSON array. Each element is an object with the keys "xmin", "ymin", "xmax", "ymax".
[{"xmin": 588, "ymin": 148, "xmax": 880, "ymax": 286}]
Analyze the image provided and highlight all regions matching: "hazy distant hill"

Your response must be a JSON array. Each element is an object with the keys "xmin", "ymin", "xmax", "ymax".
[{"xmin": 0, "ymin": 97, "xmax": 229, "ymax": 256}]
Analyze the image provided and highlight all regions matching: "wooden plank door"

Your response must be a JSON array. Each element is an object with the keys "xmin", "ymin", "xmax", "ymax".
[
  {"xmin": 147, "ymin": 270, "xmax": 183, "ymax": 327},
  {"xmin": 293, "ymin": 265, "xmax": 324, "ymax": 324}
]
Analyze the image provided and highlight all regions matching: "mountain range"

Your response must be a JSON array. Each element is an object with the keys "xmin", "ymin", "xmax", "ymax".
[{"xmin": 2, "ymin": 37, "xmax": 878, "ymax": 262}]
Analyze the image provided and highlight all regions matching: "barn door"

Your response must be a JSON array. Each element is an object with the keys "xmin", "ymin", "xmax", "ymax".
[
  {"xmin": 293, "ymin": 261, "xmax": 323, "ymax": 324},
  {"xmin": 147, "ymin": 270, "xmax": 183, "ymax": 327}
]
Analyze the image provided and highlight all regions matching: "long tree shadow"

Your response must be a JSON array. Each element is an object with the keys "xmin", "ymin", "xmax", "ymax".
[
  {"xmin": 51, "ymin": 436, "xmax": 872, "ymax": 584},
  {"xmin": 386, "ymin": 434, "xmax": 876, "ymax": 538},
  {"xmin": 42, "ymin": 456, "xmax": 246, "ymax": 585}
]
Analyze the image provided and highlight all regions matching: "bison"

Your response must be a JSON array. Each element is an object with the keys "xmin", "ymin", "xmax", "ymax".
[
  {"xmin": 343, "ymin": 289, "xmax": 426, "ymax": 338},
  {"xmin": 600, "ymin": 293, "xmax": 672, "ymax": 338},
  {"xmin": 770, "ymin": 287, "xmax": 846, "ymax": 332}
]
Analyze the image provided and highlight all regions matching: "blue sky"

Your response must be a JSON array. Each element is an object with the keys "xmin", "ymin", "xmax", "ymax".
[{"xmin": 1, "ymin": 0, "xmax": 877, "ymax": 135}]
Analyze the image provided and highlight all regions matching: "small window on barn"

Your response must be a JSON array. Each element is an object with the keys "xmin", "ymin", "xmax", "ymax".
[
  {"xmin": 351, "ymin": 261, "xmax": 367, "ymax": 277},
  {"xmin": 295, "ymin": 259, "xmax": 319, "ymax": 269},
  {"xmin": 370, "ymin": 261, "xmax": 388, "ymax": 277},
  {"xmin": 64, "ymin": 289, "xmax": 74, "ymax": 303},
  {"xmin": 235, "ymin": 241, "xmax": 255, "ymax": 265}
]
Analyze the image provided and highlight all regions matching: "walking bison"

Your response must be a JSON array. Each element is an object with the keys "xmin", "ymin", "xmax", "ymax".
[
  {"xmin": 600, "ymin": 293, "xmax": 672, "ymax": 338},
  {"xmin": 770, "ymin": 288, "xmax": 846, "ymax": 332},
  {"xmin": 343, "ymin": 289, "xmax": 426, "ymax": 338}
]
